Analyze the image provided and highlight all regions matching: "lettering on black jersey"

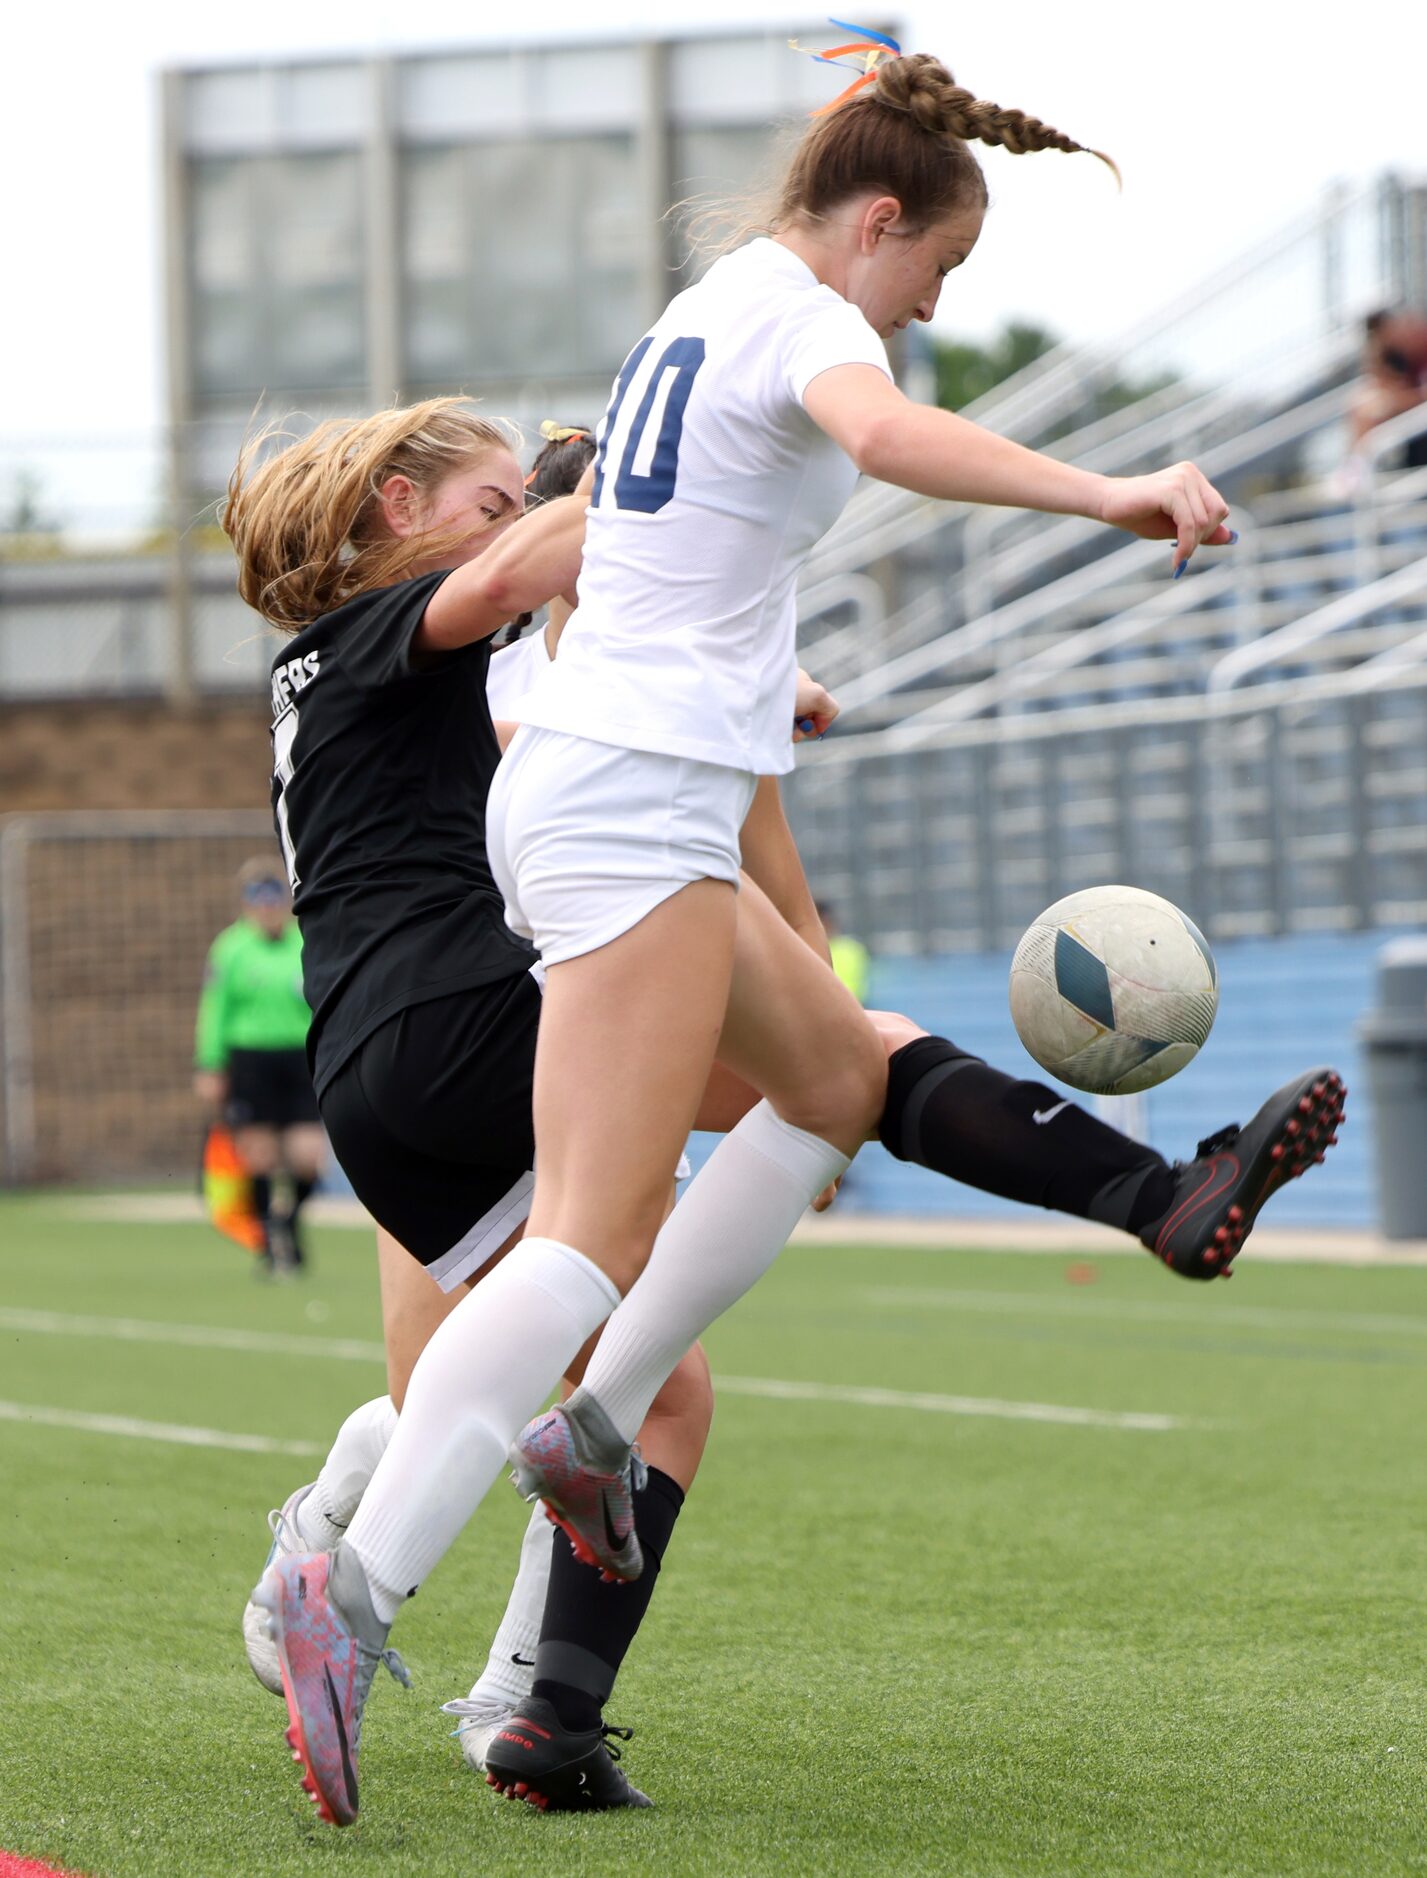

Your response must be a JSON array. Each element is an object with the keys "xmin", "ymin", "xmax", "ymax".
[{"xmin": 270, "ymin": 650, "xmax": 321, "ymax": 720}]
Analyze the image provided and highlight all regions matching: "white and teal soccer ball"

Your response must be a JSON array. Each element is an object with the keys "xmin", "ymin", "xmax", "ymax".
[{"xmin": 1009, "ymin": 886, "xmax": 1219, "ymax": 1095}]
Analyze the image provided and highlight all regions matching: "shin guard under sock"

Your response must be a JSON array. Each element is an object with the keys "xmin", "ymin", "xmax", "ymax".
[{"xmin": 879, "ymin": 1035, "xmax": 1174, "ymax": 1234}]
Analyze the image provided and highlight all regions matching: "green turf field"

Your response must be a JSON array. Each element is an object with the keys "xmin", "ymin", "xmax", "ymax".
[{"xmin": 1, "ymin": 1193, "xmax": 1424, "ymax": 1877}]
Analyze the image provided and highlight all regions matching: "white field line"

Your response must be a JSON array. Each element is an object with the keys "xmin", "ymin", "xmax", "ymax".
[
  {"xmin": 0, "ymin": 1308, "xmax": 1189, "ymax": 1433},
  {"xmin": 714, "ymin": 1375, "xmax": 1191, "ymax": 1431},
  {"xmin": 0, "ymin": 1399, "xmax": 322, "ymax": 1457},
  {"xmin": 0, "ymin": 1306, "xmax": 386, "ymax": 1364},
  {"xmin": 860, "ymin": 1286, "xmax": 1427, "ymax": 1341},
  {"xmin": 48, "ymin": 1195, "xmax": 1427, "ymax": 1267}
]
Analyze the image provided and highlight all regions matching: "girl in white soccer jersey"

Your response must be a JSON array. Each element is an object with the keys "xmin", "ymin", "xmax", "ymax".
[
  {"xmin": 230, "ymin": 413, "xmax": 856, "ymax": 1814},
  {"xmin": 255, "ymin": 42, "xmax": 1343, "ymax": 1825}
]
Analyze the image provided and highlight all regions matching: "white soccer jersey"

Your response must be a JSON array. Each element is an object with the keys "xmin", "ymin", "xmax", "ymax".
[
  {"xmin": 485, "ymin": 627, "xmax": 552, "ymax": 722},
  {"xmin": 515, "ymin": 238, "xmax": 890, "ymax": 777}
]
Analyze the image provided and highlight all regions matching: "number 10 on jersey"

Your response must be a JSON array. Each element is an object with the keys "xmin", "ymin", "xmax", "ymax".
[{"xmin": 593, "ymin": 336, "xmax": 707, "ymax": 514}]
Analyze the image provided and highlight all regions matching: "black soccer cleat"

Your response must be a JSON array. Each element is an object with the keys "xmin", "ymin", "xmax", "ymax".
[
  {"xmin": 1140, "ymin": 1067, "xmax": 1346, "ymax": 1280},
  {"xmin": 483, "ymin": 1696, "xmax": 652, "ymax": 1812}
]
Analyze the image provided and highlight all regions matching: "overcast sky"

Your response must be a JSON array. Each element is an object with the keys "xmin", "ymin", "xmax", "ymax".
[{"xmin": 2, "ymin": 0, "xmax": 1423, "ymax": 457}]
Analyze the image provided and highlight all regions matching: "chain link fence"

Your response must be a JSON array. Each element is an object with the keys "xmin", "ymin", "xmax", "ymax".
[{"xmin": 0, "ymin": 812, "xmax": 278, "ymax": 1183}]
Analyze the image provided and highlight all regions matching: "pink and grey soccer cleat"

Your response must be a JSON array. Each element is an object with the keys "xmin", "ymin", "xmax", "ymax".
[
  {"xmin": 510, "ymin": 1391, "xmax": 646, "ymax": 1583},
  {"xmin": 249, "ymin": 1549, "xmax": 410, "ymax": 1826}
]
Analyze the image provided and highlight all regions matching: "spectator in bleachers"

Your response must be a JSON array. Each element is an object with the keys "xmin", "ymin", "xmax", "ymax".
[
  {"xmin": 1343, "ymin": 309, "xmax": 1427, "ymax": 484},
  {"xmin": 193, "ymin": 856, "xmax": 325, "ymax": 1273}
]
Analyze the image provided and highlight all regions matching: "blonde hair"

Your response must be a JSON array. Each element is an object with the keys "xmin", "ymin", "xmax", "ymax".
[
  {"xmin": 686, "ymin": 52, "xmax": 1115, "ymax": 256},
  {"xmin": 223, "ymin": 398, "xmax": 519, "ymax": 633}
]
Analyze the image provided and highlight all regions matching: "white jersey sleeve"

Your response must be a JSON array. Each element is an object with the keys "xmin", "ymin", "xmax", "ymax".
[{"xmin": 776, "ymin": 291, "xmax": 893, "ymax": 408}]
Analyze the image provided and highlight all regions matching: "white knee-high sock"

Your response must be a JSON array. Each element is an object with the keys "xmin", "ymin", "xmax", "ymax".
[
  {"xmin": 342, "ymin": 1237, "xmax": 619, "ymax": 1624},
  {"xmin": 302, "ymin": 1395, "xmax": 398, "ymax": 1548},
  {"xmin": 579, "ymin": 1101, "xmax": 850, "ymax": 1442},
  {"xmin": 465, "ymin": 1502, "xmax": 553, "ymax": 1711}
]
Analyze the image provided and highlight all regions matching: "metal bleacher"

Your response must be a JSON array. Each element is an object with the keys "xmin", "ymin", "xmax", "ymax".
[{"xmin": 785, "ymin": 174, "xmax": 1427, "ymax": 954}]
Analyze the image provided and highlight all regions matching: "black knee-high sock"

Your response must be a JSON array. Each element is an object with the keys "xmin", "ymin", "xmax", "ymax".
[
  {"xmin": 879, "ymin": 1036, "xmax": 1175, "ymax": 1235},
  {"xmin": 289, "ymin": 1176, "xmax": 316, "ymax": 1216},
  {"xmin": 251, "ymin": 1174, "xmax": 273, "ymax": 1243},
  {"xmin": 531, "ymin": 1465, "xmax": 685, "ymax": 1734}
]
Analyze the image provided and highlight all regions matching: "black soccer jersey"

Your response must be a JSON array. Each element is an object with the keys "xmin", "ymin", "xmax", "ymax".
[{"xmin": 269, "ymin": 571, "xmax": 538, "ymax": 1095}]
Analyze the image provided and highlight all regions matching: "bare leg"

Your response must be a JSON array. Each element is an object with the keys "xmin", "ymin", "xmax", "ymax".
[
  {"xmin": 527, "ymin": 877, "xmax": 738, "ymax": 1286},
  {"xmin": 569, "ymin": 876, "xmax": 886, "ymax": 1449},
  {"xmin": 280, "ymin": 1122, "xmax": 327, "ymax": 1185},
  {"xmin": 232, "ymin": 1123, "xmax": 280, "ymax": 1177}
]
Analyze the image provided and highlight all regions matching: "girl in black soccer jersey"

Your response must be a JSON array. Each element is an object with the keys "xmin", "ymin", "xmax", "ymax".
[{"xmin": 231, "ymin": 395, "xmax": 1340, "ymax": 1826}]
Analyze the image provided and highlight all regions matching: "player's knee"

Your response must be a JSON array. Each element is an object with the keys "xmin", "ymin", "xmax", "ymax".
[
  {"xmin": 284, "ymin": 1127, "xmax": 325, "ymax": 1182},
  {"xmin": 648, "ymin": 1342, "xmax": 714, "ymax": 1441},
  {"xmin": 236, "ymin": 1128, "xmax": 280, "ymax": 1175},
  {"xmin": 879, "ymin": 1034, "xmax": 984, "ymax": 1161},
  {"xmin": 866, "ymin": 1009, "xmax": 929, "ymax": 1058},
  {"xmin": 555, "ymin": 1227, "xmax": 654, "ymax": 1299},
  {"xmin": 777, "ymin": 1026, "xmax": 886, "ymax": 1142}
]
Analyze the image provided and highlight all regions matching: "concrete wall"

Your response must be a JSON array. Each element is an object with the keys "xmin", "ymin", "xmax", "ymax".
[{"xmin": 0, "ymin": 696, "xmax": 271, "ymax": 815}]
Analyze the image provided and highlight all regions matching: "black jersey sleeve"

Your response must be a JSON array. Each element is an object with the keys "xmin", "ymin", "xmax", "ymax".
[{"xmin": 331, "ymin": 571, "xmax": 473, "ymax": 692}]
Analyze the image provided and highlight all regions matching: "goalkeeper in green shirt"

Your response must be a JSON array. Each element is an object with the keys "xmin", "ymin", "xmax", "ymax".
[{"xmin": 194, "ymin": 857, "xmax": 325, "ymax": 1271}]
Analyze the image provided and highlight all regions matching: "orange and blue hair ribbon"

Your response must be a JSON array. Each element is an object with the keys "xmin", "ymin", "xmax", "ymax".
[{"xmin": 789, "ymin": 18, "xmax": 903, "ymax": 115}]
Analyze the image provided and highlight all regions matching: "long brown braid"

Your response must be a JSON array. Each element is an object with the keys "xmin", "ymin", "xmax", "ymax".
[
  {"xmin": 765, "ymin": 50, "xmax": 1117, "ymax": 242},
  {"xmin": 875, "ymin": 53, "xmax": 1120, "ymax": 184}
]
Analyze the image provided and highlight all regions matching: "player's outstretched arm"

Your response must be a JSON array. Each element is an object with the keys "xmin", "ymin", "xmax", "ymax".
[
  {"xmin": 803, "ymin": 364, "xmax": 1234, "ymax": 576},
  {"xmin": 418, "ymin": 467, "xmax": 593, "ymax": 654}
]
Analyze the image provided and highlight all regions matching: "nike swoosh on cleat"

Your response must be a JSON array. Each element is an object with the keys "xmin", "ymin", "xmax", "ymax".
[
  {"xmin": 1032, "ymin": 1100, "xmax": 1071, "ymax": 1125},
  {"xmin": 601, "ymin": 1491, "xmax": 631, "ymax": 1556},
  {"xmin": 1155, "ymin": 1154, "xmax": 1239, "ymax": 1255},
  {"xmin": 324, "ymin": 1664, "xmax": 359, "ymax": 1812}
]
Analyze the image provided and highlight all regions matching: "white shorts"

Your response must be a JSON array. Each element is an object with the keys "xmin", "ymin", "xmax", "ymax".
[{"xmin": 487, "ymin": 726, "xmax": 756, "ymax": 966}]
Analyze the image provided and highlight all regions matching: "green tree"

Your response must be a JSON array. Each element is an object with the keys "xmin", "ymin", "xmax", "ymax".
[
  {"xmin": 0, "ymin": 467, "xmax": 65, "ymax": 560},
  {"xmin": 931, "ymin": 322, "xmax": 1059, "ymax": 411},
  {"xmin": 4, "ymin": 467, "xmax": 59, "ymax": 534}
]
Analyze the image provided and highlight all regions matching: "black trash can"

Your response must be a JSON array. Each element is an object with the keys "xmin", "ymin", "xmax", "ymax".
[{"xmin": 1358, "ymin": 937, "xmax": 1427, "ymax": 1240}]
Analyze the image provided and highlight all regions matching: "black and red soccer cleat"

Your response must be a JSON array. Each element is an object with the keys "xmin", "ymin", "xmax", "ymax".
[
  {"xmin": 1140, "ymin": 1067, "xmax": 1346, "ymax": 1280},
  {"xmin": 483, "ymin": 1696, "xmax": 651, "ymax": 1812}
]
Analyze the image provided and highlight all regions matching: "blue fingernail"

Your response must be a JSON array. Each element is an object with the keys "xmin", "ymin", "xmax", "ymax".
[
  {"xmin": 1173, "ymin": 562, "xmax": 1187, "ymax": 580},
  {"xmin": 1227, "ymin": 529, "xmax": 1240, "ymax": 544},
  {"xmin": 797, "ymin": 717, "xmax": 816, "ymax": 733}
]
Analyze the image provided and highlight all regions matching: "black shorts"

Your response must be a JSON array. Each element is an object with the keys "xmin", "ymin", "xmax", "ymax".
[
  {"xmin": 318, "ymin": 971, "xmax": 541, "ymax": 1289},
  {"xmin": 224, "ymin": 1048, "xmax": 322, "ymax": 1131}
]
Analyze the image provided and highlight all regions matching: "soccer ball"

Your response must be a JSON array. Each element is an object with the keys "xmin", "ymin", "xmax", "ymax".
[{"xmin": 1009, "ymin": 886, "xmax": 1219, "ymax": 1095}]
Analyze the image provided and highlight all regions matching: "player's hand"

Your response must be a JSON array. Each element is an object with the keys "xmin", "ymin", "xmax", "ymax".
[
  {"xmin": 793, "ymin": 668, "xmax": 839, "ymax": 741},
  {"xmin": 812, "ymin": 1175, "xmax": 842, "ymax": 1212},
  {"xmin": 193, "ymin": 1070, "xmax": 227, "ymax": 1112},
  {"xmin": 1097, "ymin": 462, "xmax": 1236, "ymax": 577}
]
